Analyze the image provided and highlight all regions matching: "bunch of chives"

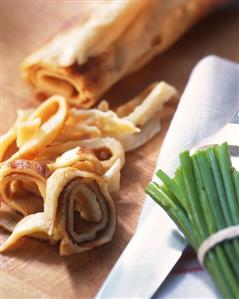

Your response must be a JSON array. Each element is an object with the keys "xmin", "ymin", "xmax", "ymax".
[{"xmin": 146, "ymin": 143, "xmax": 239, "ymax": 298}]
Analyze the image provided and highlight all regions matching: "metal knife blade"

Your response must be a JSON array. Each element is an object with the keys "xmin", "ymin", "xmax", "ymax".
[{"xmin": 96, "ymin": 203, "xmax": 187, "ymax": 298}]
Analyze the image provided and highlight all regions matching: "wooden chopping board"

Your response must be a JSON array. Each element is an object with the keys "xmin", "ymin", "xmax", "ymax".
[{"xmin": 1, "ymin": 2, "xmax": 239, "ymax": 299}]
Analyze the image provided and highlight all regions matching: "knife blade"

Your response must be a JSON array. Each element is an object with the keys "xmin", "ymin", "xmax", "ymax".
[{"xmin": 96, "ymin": 203, "xmax": 187, "ymax": 298}]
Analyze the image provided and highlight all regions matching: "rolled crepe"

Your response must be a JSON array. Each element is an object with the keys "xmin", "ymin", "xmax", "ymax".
[
  {"xmin": 44, "ymin": 167, "xmax": 116, "ymax": 255},
  {"xmin": 0, "ymin": 146, "xmax": 117, "ymax": 253},
  {"xmin": 22, "ymin": 0, "xmax": 215, "ymax": 107},
  {"xmin": 0, "ymin": 159, "xmax": 49, "ymax": 250},
  {"xmin": 0, "ymin": 160, "xmax": 49, "ymax": 217},
  {"xmin": 0, "ymin": 148, "xmax": 117, "ymax": 253}
]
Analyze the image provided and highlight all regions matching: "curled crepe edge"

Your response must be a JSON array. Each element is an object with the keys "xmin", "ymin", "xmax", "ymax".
[
  {"xmin": 47, "ymin": 137, "xmax": 124, "ymax": 192},
  {"xmin": 121, "ymin": 81, "xmax": 177, "ymax": 126},
  {"xmin": 115, "ymin": 81, "xmax": 177, "ymax": 151},
  {"xmin": 0, "ymin": 212, "xmax": 49, "ymax": 252},
  {"xmin": 2, "ymin": 95, "xmax": 68, "ymax": 163},
  {"xmin": 68, "ymin": 137, "xmax": 125, "ymax": 171},
  {"xmin": 118, "ymin": 116, "xmax": 162, "ymax": 152},
  {"xmin": 0, "ymin": 109, "xmax": 32, "ymax": 162},
  {"xmin": 103, "ymin": 158, "xmax": 122, "ymax": 192},
  {"xmin": 41, "ymin": 137, "xmax": 125, "ymax": 176},
  {"xmin": 0, "ymin": 203, "xmax": 22, "ymax": 233},
  {"xmin": 47, "ymin": 146, "xmax": 104, "ymax": 176}
]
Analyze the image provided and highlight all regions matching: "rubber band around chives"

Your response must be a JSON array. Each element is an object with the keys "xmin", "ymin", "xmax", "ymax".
[{"xmin": 197, "ymin": 225, "xmax": 239, "ymax": 266}]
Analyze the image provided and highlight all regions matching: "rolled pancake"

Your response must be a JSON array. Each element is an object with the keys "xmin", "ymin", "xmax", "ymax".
[
  {"xmin": 0, "ymin": 160, "xmax": 49, "ymax": 248},
  {"xmin": 22, "ymin": 0, "xmax": 215, "ymax": 107},
  {"xmin": 0, "ymin": 150, "xmax": 116, "ymax": 253},
  {"xmin": 44, "ymin": 167, "xmax": 116, "ymax": 255},
  {"xmin": 0, "ymin": 160, "xmax": 49, "ymax": 217}
]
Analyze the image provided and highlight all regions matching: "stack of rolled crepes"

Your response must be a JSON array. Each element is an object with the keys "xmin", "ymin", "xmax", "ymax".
[
  {"xmin": 22, "ymin": 0, "xmax": 217, "ymax": 107},
  {"xmin": 0, "ymin": 81, "xmax": 177, "ymax": 255}
]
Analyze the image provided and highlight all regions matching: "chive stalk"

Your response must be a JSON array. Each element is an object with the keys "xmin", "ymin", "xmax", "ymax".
[
  {"xmin": 146, "ymin": 143, "xmax": 239, "ymax": 298},
  {"xmin": 207, "ymin": 147, "xmax": 239, "ymax": 276}
]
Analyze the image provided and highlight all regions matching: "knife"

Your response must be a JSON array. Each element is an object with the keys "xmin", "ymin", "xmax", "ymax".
[
  {"xmin": 96, "ymin": 111, "xmax": 239, "ymax": 299},
  {"xmin": 95, "ymin": 200, "xmax": 187, "ymax": 298}
]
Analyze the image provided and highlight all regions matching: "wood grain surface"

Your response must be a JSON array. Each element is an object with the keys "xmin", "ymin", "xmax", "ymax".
[{"xmin": 1, "ymin": 2, "xmax": 239, "ymax": 299}]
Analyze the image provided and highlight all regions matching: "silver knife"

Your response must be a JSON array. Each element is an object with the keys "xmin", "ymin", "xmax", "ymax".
[
  {"xmin": 96, "ymin": 205, "xmax": 187, "ymax": 298},
  {"xmin": 96, "ymin": 112, "xmax": 239, "ymax": 299}
]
